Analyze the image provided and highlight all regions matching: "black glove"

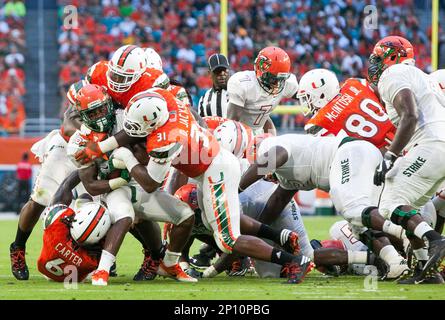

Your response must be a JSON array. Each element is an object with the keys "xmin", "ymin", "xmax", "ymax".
[{"xmin": 374, "ymin": 151, "xmax": 398, "ymax": 186}]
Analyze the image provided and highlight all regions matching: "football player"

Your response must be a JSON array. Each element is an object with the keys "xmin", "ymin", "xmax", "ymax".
[
  {"xmin": 37, "ymin": 170, "xmax": 111, "ymax": 283},
  {"xmin": 430, "ymin": 69, "xmax": 445, "ymax": 95},
  {"xmin": 9, "ymin": 80, "xmax": 89, "ymax": 280},
  {"xmin": 226, "ymin": 46, "xmax": 299, "ymax": 136},
  {"xmin": 299, "ymin": 68, "xmax": 396, "ymax": 150},
  {"xmin": 74, "ymin": 88, "xmax": 314, "ymax": 284},
  {"xmin": 363, "ymin": 35, "xmax": 445, "ymax": 283},
  {"xmin": 239, "ymin": 134, "xmax": 410, "ymax": 279}
]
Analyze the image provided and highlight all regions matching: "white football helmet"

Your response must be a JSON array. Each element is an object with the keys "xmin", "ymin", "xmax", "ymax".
[
  {"xmin": 123, "ymin": 89, "xmax": 170, "ymax": 137},
  {"xmin": 297, "ymin": 69, "xmax": 340, "ymax": 115},
  {"xmin": 70, "ymin": 202, "xmax": 111, "ymax": 246},
  {"xmin": 213, "ymin": 120, "xmax": 250, "ymax": 158},
  {"xmin": 107, "ymin": 45, "xmax": 147, "ymax": 93},
  {"xmin": 143, "ymin": 47, "xmax": 163, "ymax": 72},
  {"xmin": 430, "ymin": 69, "xmax": 445, "ymax": 95}
]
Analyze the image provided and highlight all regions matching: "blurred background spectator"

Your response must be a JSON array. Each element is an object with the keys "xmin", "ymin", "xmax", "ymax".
[
  {"xmin": 0, "ymin": 0, "xmax": 26, "ymax": 136},
  {"xmin": 56, "ymin": 0, "xmax": 433, "ymax": 132},
  {"xmin": 15, "ymin": 151, "xmax": 31, "ymax": 213}
]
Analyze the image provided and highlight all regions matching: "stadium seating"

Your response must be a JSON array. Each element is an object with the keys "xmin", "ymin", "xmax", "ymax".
[
  {"xmin": 56, "ymin": 0, "xmax": 432, "ymax": 131},
  {"xmin": 0, "ymin": 0, "xmax": 26, "ymax": 136}
]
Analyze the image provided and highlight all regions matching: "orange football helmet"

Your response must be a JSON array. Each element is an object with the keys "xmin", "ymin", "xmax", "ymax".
[
  {"xmin": 76, "ymin": 84, "xmax": 115, "ymax": 132},
  {"xmin": 174, "ymin": 183, "xmax": 199, "ymax": 211},
  {"xmin": 254, "ymin": 46, "xmax": 291, "ymax": 95},
  {"xmin": 367, "ymin": 36, "xmax": 415, "ymax": 85}
]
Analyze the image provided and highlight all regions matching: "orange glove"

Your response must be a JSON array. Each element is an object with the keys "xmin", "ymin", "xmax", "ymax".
[{"xmin": 74, "ymin": 140, "xmax": 105, "ymax": 164}]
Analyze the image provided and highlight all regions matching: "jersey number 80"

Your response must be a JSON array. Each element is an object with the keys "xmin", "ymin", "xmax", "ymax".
[{"xmin": 344, "ymin": 99, "xmax": 388, "ymax": 138}]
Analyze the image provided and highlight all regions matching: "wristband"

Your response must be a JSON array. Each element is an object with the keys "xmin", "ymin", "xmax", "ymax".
[
  {"xmin": 98, "ymin": 136, "xmax": 119, "ymax": 153},
  {"xmin": 109, "ymin": 177, "xmax": 128, "ymax": 190},
  {"xmin": 123, "ymin": 153, "xmax": 140, "ymax": 173},
  {"xmin": 386, "ymin": 150, "xmax": 399, "ymax": 159}
]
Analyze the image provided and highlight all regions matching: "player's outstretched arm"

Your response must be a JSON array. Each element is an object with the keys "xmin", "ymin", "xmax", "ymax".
[
  {"xmin": 79, "ymin": 160, "xmax": 130, "ymax": 196},
  {"xmin": 239, "ymin": 146, "xmax": 289, "ymax": 192},
  {"xmin": 227, "ymin": 102, "xmax": 244, "ymax": 121},
  {"xmin": 387, "ymin": 88, "xmax": 418, "ymax": 156},
  {"xmin": 259, "ymin": 186, "xmax": 297, "ymax": 225},
  {"xmin": 263, "ymin": 117, "xmax": 277, "ymax": 136},
  {"xmin": 51, "ymin": 170, "xmax": 81, "ymax": 206},
  {"xmin": 75, "ymin": 129, "xmax": 145, "ymax": 164}
]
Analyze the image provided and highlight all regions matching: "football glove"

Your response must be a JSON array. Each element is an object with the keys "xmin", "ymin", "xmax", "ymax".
[
  {"xmin": 374, "ymin": 151, "xmax": 398, "ymax": 186},
  {"xmin": 75, "ymin": 140, "xmax": 105, "ymax": 164}
]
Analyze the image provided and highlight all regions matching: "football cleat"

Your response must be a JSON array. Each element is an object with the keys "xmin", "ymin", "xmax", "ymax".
[
  {"xmin": 418, "ymin": 238, "xmax": 445, "ymax": 283},
  {"xmin": 226, "ymin": 257, "xmax": 252, "ymax": 277},
  {"xmin": 158, "ymin": 262, "xmax": 198, "ymax": 283},
  {"xmin": 10, "ymin": 243, "xmax": 29, "ymax": 280},
  {"xmin": 92, "ymin": 270, "xmax": 109, "ymax": 286},
  {"xmin": 398, "ymin": 261, "xmax": 445, "ymax": 284},
  {"xmin": 283, "ymin": 231, "xmax": 300, "ymax": 255},
  {"xmin": 189, "ymin": 254, "xmax": 212, "ymax": 271},
  {"xmin": 109, "ymin": 262, "xmax": 118, "ymax": 277},
  {"xmin": 285, "ymin": 255, "xmax": 314, "ymax": 284},
  {"xmin": 133, "ymin": 250, "xmax": 160, "ymax": 281}
]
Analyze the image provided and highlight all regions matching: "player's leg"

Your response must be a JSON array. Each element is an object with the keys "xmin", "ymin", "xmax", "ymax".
[
  {"xmin": 10, "ymin": 137, "xmax": 74, "ymax": 280},
  {"xmin": 91, "ymin": 187, "xmax": 135, "ymax": 286},
  {"xmin": 136, "ymin": 188, "xmax": 196, "ymax": 282},
  {"xmin": 131, "ymin": 219, "xmax": 165, "ymax": 281},
  {"xmin": 378, "ymin": 143, "xmax": 445, "ymax": 281},
  {"xmin": 329, "ymin": 141, "xmax": 409, "ymax": 279},
  {"xmin": 199, "ymin": 149, "xmax": 312, "ymax": 284}
]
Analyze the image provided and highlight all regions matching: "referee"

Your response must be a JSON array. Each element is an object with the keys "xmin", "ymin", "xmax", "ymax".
[{"xmin": 198, "ymin": 53, "xmax": 230, "ymax": 118}]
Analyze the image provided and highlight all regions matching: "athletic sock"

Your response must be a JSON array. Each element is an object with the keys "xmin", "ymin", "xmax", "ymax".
[
  {"xmin": 270, "ymin": 248, "xmax": 295, "ymax": 265},
  {"xmin": 14, "ymin": 227, "xmax": 32, "ymax": 248},
  {"xmin": 379, "ymin": 245, "xmax": 401, "ymax": 264},
  {"xmin": 414, "ymin": 222, "xmax": 441, "ymax": 242},
  {"xmin": 98, "ymin": 250, "xmax": 116, "ymax": 272},
  {"xmin": 163, "ymin": 249, "xmax": 181, "ymax": 267},
  {"xmin": 257, "ymin": 224, "xmax": 285, "ymax": 244},
  {"xmin": 347, "ymin": 250, "xmax": 367, "ymax": 264},
  {"xmin": 382, "ymin": 220, "xmax": 404, "ymax": 239}
]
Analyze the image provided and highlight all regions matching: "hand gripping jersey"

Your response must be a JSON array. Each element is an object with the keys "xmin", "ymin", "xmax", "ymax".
[
  {"xmin": 86, "ymin": 61, "xmax": 164, "ymax": 108},
  {"xmin": 305, "ymin": 78, "xmax": 396, "ymax": 149},
  {"xmin": 37, "ymin": 205, "xmax": 99, "ymax": 282},
  {"xmin": 146, "ymin": 89, "xmax": 220, "ymax": 178}
]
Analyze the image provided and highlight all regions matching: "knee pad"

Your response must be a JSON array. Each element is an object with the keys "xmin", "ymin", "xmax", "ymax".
[
  {"xmin": 390, "ymin": 206, "xmax": 419, "ymax": 229},
  {"xmin": 361, "ymin": 206, "xmax": 378, "ymax": 228}
]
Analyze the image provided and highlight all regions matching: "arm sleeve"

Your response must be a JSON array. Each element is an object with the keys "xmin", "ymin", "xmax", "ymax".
[
  {"xmin": 283, "ymin": 74, "xmax": 299, "ymax": 98},
  {"xmin": 378, "ymin": 64, "xmax": 412, "ymax": 105},
  {"xmin": 227, "ymin": 76, "xmax": 247, "ymax": 106}
]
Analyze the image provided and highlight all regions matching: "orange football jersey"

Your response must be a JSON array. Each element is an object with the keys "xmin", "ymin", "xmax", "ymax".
[
  {"xmin": 37, "ymin": 206, "xmax": 99, "ymax": 282},
  {"xmin": 146, "ymin": 89, "xmax": 220, "ymax": 178},
  {"xmin": 203, "ymin": 116, "xmax": 227, "ymax": 133},
  {"xmin": 305, "ymin": 78, "xmax": 395, "ymax": 149},
  {"xmin": 86, "ymin": 61, "xmax": 164, "ymax": 108}
]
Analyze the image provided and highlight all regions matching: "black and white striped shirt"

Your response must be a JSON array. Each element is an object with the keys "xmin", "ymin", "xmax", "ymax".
[{"xmin": 198, "ymin": 88, "xmax": 229, "ymax": 118}]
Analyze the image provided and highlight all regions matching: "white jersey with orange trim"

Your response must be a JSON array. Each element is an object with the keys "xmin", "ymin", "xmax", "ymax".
[
  {"xmin": 378, "ymin": 64, "xmax": 445, "ymax": 151},
  {"xmin": 227, "ymin": 70, "xmax": 299, "ymax": 133}
]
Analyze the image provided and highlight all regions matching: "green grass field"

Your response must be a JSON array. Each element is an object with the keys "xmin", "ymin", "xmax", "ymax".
[{"xmin": 1, "ymin": 216, "xmax": 444, "ymax": 300}]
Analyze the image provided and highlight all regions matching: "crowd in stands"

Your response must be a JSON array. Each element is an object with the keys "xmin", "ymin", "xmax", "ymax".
[
  {"xmin": 57, "ymin": 0, "xmax": 433, "ymax": 131},
  {"xmin": 0, "ymin": 0, "xmax": 26, "ymax": 136}
]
